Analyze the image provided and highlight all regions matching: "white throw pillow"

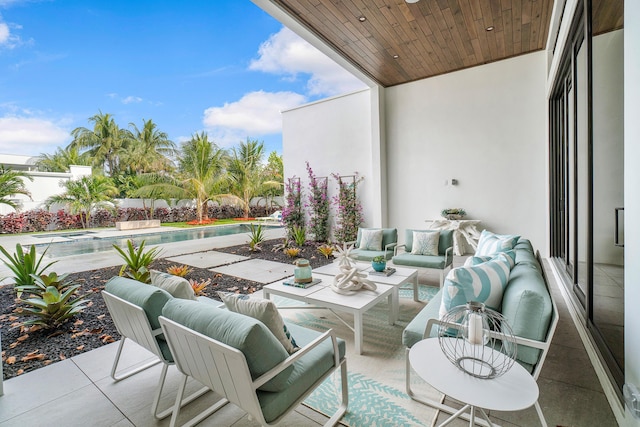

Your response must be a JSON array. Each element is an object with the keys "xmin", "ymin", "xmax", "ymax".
[
  {"xmin": 439, "ymin": 257, "xmax": 511, "ymax": 319},
  {"xmin": 150, "ymin": 270, "xmax": 196, "ymax": 300},
  {"xmin": 474, "ymin": 230, "xmax": 520, "ymax": 256},
  {"xmin": 359, "ymin": 229, "xmax": 383, "ymax": 251},
  {"xmin": 411, "ymin": 231, "xmax": 440, "ymax": 256},
  {"xmin": 218, "ymin": 292, "xmax": 299, "ymax": 354}
]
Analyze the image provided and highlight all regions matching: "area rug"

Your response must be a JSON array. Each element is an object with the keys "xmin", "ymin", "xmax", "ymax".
[{"xmin": 275, "ymin": 285, "xmax": 442, "ymax": 427}]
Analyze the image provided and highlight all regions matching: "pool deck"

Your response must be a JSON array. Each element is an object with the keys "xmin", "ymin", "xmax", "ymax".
[{"xmin": 0, "ymin": 225, "xmax": 286, "ymax": 282}]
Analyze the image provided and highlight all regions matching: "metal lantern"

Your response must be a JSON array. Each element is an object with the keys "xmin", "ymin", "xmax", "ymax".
[{"xmin": 438, "ymin": 301, "xmax": 517, "ymax": 379}]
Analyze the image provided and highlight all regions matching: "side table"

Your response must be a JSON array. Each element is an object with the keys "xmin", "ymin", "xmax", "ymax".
[
  {"xmin": 409, "ymin": 338, "xmax": 546, "ymax": 427},
  {"xmin": 426, "ymin": 219, "xmax": 482, "ymax": 255}
]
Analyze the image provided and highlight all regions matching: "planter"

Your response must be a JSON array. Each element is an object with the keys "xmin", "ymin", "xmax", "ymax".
[{"xmin": 372, "ymin": 260, "xmax": 387, "ymax": 272}]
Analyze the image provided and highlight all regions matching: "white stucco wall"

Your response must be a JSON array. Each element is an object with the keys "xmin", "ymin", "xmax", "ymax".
[
  {"xmin": 282, "ymin": 89, "xmax": 376, "ymax": 229},
  {"xmin": 624, "ymin": 1, "xmax": 640, "ymax": 424},
  {"xmin": 385, "ymin": 52, "xmax": 548, "ymax": 252}
]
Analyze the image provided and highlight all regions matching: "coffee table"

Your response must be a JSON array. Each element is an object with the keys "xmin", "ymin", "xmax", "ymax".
[
  {"xmin": 409, "ymin": 338, "xmax": 545, "ymax": 427},
  {"xmin": 263, "ymin": 275, "xmax": 395, "ymax": 355},
  {"xmin": 314, "ymin": 261, "xmax": 419, "ymax": 322}
]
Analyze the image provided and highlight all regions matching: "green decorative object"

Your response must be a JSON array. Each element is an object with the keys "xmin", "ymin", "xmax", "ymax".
[
  {"xmin": 441, "ymin": 208, "xmax": 466, "ymax": 220},
  {"xmin": 293, "ymin": 258, "xmax": 313, "ymax": 283},
  {"xmin": 371, "ymin": 255, "xmax": 387, "ymax": 272}
]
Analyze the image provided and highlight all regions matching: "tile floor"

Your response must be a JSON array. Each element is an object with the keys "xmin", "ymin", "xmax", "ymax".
[{"xmin": 0, "ymin": 230, "xmax": 619, "ymax": 426}]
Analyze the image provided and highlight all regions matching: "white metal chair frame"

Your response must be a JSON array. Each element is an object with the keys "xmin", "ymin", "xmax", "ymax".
[
  {"xmin": 405, "ymin": 255, "xmax": 559, "ymax": 427},
  {"xmin": 102, "ymin": 291, "xmax": 210, "ymax": 420},
  {"xmin": 159, "ymin": 316, "xmax": 348, "ymax": 427}
]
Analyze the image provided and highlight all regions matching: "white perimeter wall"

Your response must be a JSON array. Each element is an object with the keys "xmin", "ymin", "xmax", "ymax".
[
  {"xmin": 624, "ymin": 0, "xmax": 640, "ymax": 424},
  {"xmin": 282, "ymin": 90, "xmax": 377, "ymax": 230},
  {"xmin": 385, "ymin": 52, "xmax": 548, "ymax": 252}
]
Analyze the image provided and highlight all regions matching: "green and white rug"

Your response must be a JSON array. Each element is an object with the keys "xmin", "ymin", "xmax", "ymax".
[{"xmin": 276, "ymin": 286, "xmax": 442, "ymax": 427}]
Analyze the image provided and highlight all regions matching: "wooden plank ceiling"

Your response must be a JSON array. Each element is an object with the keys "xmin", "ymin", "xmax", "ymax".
[{"xmin": 270, "ymin": 0, "xmax": 623, "ymax": 87}]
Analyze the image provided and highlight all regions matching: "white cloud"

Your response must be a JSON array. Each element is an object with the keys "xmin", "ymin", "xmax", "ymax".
[
  {"xmin": 249, "ymin": 27, "xmax": 366, "ymax": 97},
  {"xmin": 0, "ymin": 22, "xmax": 8, "ymax": 44},
  {"xmin": 122, "ymin": 96, "xmax": 143, "ymax": 104},
  {"xmin": 0, "ymin": 116, "xmax": 70, "ymax": 156},
  {"xmin": 202, "ymin": 90, "xmax": 306, "ymax": 144}
]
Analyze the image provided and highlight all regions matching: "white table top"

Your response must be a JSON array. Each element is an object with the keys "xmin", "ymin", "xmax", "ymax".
[
  {"xmin": 409, "ymin": 338, "xmax": 539, "ymax": 412},
  {"xmin": 313, "ymin": 261, "xmax": 417, "ymax": 285}
]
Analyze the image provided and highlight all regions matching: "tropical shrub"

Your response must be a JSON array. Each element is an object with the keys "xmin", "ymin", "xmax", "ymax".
[
  {"xmin": 282, "ymin": 177, "xmax": 304, "ymax": 240},
  {"xmin": 317, "ymin": 244, "xmax": 335, "ymax": 259},
  {"xmin": 332, "ymin": 173, "xmax": 364, "ymax": 243},
  {"xmin": 113, "ymin": 239, "xmax": 161, "ymax": 283},
  {"xmin": 0, "ymin": 244, "xmax": 57, "ymax": 297},
  {"xmin": 166, "ymin": 264, "xmax": 192, "ymax": 277},
  {"xmin": 291, "ymin": 225, "xmax": 306, "ymax": 246},
  {"xmin": 306, "ymin": 162, "xmax": 330, "ymax": 242},
  {"xmin": 16, "ymin": 272, "xmax": 74, "ymax": 297},
  {"xmin": 283, "ymin": 247, "xmax": 301, "ymax": 258},
  {"xmin": 189, "ymin": 278, "xmax": 211, "ymax": 296},
  {"xmin": 17, "ymin": 284, "xmax": 89, "ymax": 328},
  {"xmin": 248, "ymin": 223, "xmax": 265, "ymax": 251}
]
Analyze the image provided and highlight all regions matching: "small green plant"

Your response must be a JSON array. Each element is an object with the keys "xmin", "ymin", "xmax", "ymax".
[
  {"xmin": 17, "ymin": 285, "xmax": 89, "ymax": 328},
  {"xmin": 248, "ymin": 223, "xmax": 265, "ymax": 251},
  {"xmin": 317, "ymin": 244, "xmax": 335, "ymax": 259},
  {"xmin": 0, "ymin": 244, "xmax": 57, "ymax": 297},
  {"xmin": 283, "ymin": 247, "xmax": 301, "ymax": 258},
  {"xmin": 16, "ymin": 272, "xmax": 74, "ymax": 297},
  {"xmin": 189, "ymin": 278, "xmax": 211, "ymax": 296},
  {"xmin": 372, "ymin": 255, "xmax": 386, "ymax": 263},
  {"xmin": 113, "ymin": 239, "xmax": 161, "ymax": 283},
  {"xmin": 166, "ymin": 264, "xmax": 191, "ymax": 277},
  {"xmin": 291, "ymin": 225, "xmax": 307, "ymax": 246}
]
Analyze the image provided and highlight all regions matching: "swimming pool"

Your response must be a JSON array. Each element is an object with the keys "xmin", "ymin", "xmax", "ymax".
[{"xmin": 34, "ymin": 224, "xmax": 278, "ymax": 258}]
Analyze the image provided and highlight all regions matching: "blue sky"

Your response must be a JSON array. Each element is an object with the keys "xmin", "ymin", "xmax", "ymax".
[{"xmin": 0, "ymin": 0, "xmax": 365, "ymax": 158}]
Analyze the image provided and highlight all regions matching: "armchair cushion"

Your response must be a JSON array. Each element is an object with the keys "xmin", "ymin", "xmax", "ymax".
[
  {"xmin": 104, "ymin": 276, "xmax": 172, "ymax": 331},
  {"xmin": 439, "ymin": 253, "xmax": 512, "ymax": 318},
  {"xmin": 411, "ymin": 231, "xmax": 440, "ymax": 256},
  {"xmin": 475, "ymin": 230, "xmax": 520, "ymax": 256},
  {"xmin": 257, "ymin": 322, "xmax": 346, "ymax": 423},
  {"xmin": 359, "ymin": 229, "xmax": 384, "ymax": 251},
  {"xmin": 161, "ymin": 299, "xmax": 293, "ymax": 392},
  {"xmin": 392, "ymin": 253, "xmax": 448, "ymax": 269},
  {"xmin": 218, "ymin": 292, "xmax": 299, "ymax": 354}
]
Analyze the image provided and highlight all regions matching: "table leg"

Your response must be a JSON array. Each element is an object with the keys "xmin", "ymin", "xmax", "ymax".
[
  {"xmin": 389, "ymin": 290, "xmax": 398, "ymax": 325},
  {"xmin": 438, "ymin": 404, "xmax": 471, "ymax": 426},
  {"xmin": 413, "ymin": 274, "xmax": 419, "ymax": 302},
  {"xmin": 354, "ymin": 312, "xmax": 363, "ymax": 355},
  {"xmin": 264, "ymin": 289, "xmax": 271, "ymax": 300}
]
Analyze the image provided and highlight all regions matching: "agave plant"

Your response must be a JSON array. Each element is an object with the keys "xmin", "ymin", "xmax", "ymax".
[
  {"xmin": 247, "ymin": 223, "xmax": 264, "ymax": 251},
  {"xmin": 113, "ymin": 239, "xmax": 161, "ymax": 283},
  {"xmin": 18, "ymin": 285, "xmax": 89, "ymax": 328},
  {"xmin": 15, "ymin": 272, "xmax": 74, "ymax": 297},
  {"xmin": 0, "ymin": 244, "xmax": 57, "ymax": 297},
  {"xmin": 291, "ymin": 225, "xmax": 307, "ymax": 246}
]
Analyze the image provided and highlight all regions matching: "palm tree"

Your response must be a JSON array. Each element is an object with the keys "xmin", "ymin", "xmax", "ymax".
[
  {"xmin": 35, "ymin": 146, "xmax": 91, "ymax": 172},
  {"xmin": 45, "ymin": 175, "xmax": 118, "ymax": 228},
  {"xmin": 70, "ymin": 111, "xmax": 126, "ymax": 175},
  {"xmin": 121, "ymin": 119, "xmax": 176, "ymax": 174},
  {"xmin": 0, "ymin": 166, "xmax": 33, "ymax": 210},
  {"xmin": 227, "ymin": 139, "xmax": 280, "ymax": 218}
]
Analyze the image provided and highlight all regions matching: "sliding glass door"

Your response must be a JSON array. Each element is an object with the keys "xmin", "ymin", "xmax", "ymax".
[{"xmin": 549, "ymin": 0, "xmax": 624, "ymax": 393}]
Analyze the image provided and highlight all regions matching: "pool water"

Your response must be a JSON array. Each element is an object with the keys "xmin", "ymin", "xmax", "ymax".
[{"xmin": 35, "ymin": 224, "xmax": 276, "ymax": 258}]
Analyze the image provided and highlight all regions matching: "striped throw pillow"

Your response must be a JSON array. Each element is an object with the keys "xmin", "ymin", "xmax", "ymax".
[
  {"xmin": 439, "ymin": 256, "xmax": 512, "ymax": 319},
  {"xmin": 463, "ymin": 250, "xmax": 516, "ymax": 268},
  {"xmin": 474, "ymin": 230, "xmax": 520, "ymax": 256}
]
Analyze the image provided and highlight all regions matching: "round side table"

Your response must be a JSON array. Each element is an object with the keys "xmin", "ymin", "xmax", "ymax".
[{"xmin": 409, "ymin": 338, "xmax": 544, "ymax": 426}]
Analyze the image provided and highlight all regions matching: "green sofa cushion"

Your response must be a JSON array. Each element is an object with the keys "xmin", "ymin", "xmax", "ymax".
[
  {"xmin": 402, "ymin": 290, "xmax": 443, "ymax": 348},
  {"xmin": 350, "ymin": 248, "xmax": 393, "ymax": 261},
  {"xmin": 104, "ymin": 276, "xmax": 174, "ymax": 361},
  {"xmin": 258, "ymin": 322, "xmax": 346, "ymax": 423},
  {"xmin": 502, "ymin": 264, "xmax": 553, "ymax": 366},
  {"xmin": 161, "ymin": 299, "xmax": 293, "ymax": 392},
  {"xmin": 392, "ymin": 253, "xmax": 448, "ymax": 269}
]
